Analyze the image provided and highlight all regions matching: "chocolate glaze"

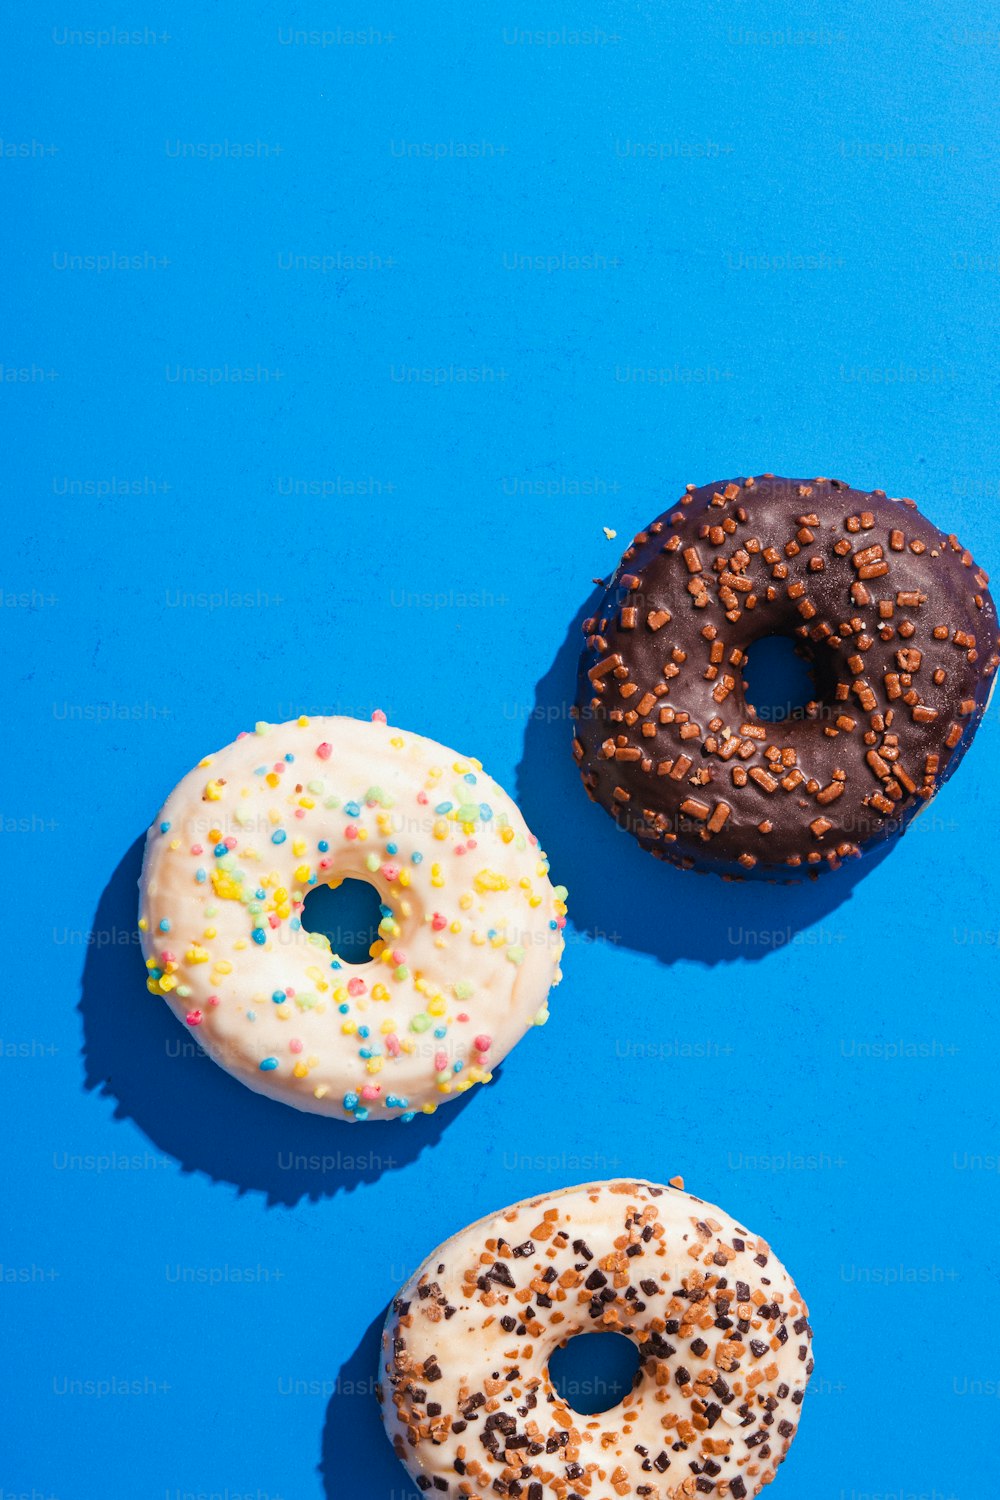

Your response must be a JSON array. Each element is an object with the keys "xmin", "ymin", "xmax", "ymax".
[{"xmin": 573, "ymin": 475, "xmax": 999, "ymax": 879}]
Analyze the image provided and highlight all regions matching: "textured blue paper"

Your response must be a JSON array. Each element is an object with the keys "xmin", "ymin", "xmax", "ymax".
[{"xmin": 5, "ymin": 3, "xmax": 999, "ymax": 1497}]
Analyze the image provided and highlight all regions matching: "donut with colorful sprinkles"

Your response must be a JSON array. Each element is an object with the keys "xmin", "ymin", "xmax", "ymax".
[
  {"xmin": 138, "ymin": 714, "xmax": 567, "ymax": 1121},
  {"xmin": 574, "ymin": 475, "xmax": 999, "ymax": 878},
  {"xmin": 379, "ymin": 1178, "xmax": 813, "ymax": 1499}
]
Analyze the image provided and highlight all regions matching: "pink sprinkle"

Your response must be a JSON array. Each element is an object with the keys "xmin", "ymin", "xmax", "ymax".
[
  {"xmin": 316, "ymin": 742, "xmax": 332, "ymax": 759},
  {"xmin": 285, "ymin": 988, "xmax": 295, "ymax": 998},
  {"xmin": 160, "ymin": 950, "xmax": 176, "ymax": 964},
  {"xmin": 185, "ymin": 1010, "xmax": 202, "ymax": 1026},
  {"xmin": 319, "ymin": 857, "xmax": 332, "ymax": 869},
  {"xmin": 385, "ymin": 1033, "xmax": 400, "ymax": 1056},
  {"xmin": 434, "ymin": 1051, "xmax": 448, "ymax": 1072},
  {"xmin": 344, "ymin": 825, "xmax": 359, "ymax": 840},
  {"xmin": 268, "ymin": 914, "xmax": 280, "ymax": 929},
  {"xmin": 289, "ymin": 1038, "xmax": 303, "ymax": 1054},
  {"xmin": 223, "ymin": 836, "xmax": 236, "ymax": 850},
  {"xmin": 455, "ymin": 844, "xmax": 466, "ymax": 856},
  {"xmin": 347, "ymin": 978, "xmax": 366, "ymax": 997},
  {"xmin": 431, "ymin": 913, "xmax": 447, "ymax": 932},
  {"xmin": 381, "ymin": 861, "xmax": 400, "ymax": 881},
  {"xmin": 273, "ymin": 762, "xmax": 285, "ymax": 774},
  {"xmin": 361, "ymin": 1083, "xmax": 381, "ymax": 1100},
  {"xmin": 294, "ymin": 808, "xmax": 306, "ymax": 818},
  {"xmin": 467, "ymin": 838, "xmax": 477, "ymax": 849},
  {"xmin": 190, "ymin": 844, "xmax": 203, "ymax": 855},
  {"xmin": 391, "ymin": 949, "xmax": 406, "ymax": 965},
  {"xmin": 207, "ymin": 994, "xmax": 220, "ymax": 1007},
  {"xmin": 371, "ymin": 709, "xmax": 387, "ymax": 723},
  {"xmin": 474, "ymin": 1034, "xmax": 492, "ymax": 1053},
  {"xmin": 417, "ymin": 791, "xmax": 428, "ymax": 805},
  {"xmin": 457, "ymin": 1012, "xmax": 469, "ymax": 1023},
  {"xmin": 236, "ymin": 731, "xmax": 249, "ymax": 740}
]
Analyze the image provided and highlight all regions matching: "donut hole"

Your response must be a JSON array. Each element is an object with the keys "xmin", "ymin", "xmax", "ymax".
[
  {"xmin": 547, "ymin": 1331, "xmax": 640, "ymax": 1415},
  {"xmin": 740, "ymin": 633, "xmax": 821, "ymax": 724},
  {"xmin": 300, "ymin": 877, "xmax": 384, "ymax": 964}
]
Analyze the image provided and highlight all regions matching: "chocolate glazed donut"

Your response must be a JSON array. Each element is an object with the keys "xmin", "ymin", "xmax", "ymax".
[{"xmin": 573, "ymin": 476, "xmax": 999, "ymax": 879}]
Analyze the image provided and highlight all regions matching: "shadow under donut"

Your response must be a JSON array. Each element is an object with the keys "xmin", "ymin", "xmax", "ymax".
[
  {"xmin": 319, "ymin": 1305, "xmax": 416, "ymax": 1499},
  {"xmin": 79, "ymin": 836, "xmax": 479, "ymax": 1207},
  {"xmin": 515, "ymin": 588, "xmax": 892, "ymax": 969}
]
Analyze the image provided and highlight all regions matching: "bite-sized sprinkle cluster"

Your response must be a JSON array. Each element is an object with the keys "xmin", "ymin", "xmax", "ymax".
[
  {"xmin": 380, "ymin": 1179, "xmax": 812, "ymax": 1499},
  {"xmin": 574, "ymin": 475, "xmax": 999, "ymax": 878},
  {"xmin": 138, "ymin": 714, "xmax": 567, "ymax": 1120}
]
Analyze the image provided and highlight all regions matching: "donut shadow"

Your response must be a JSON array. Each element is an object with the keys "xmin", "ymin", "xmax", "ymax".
[
  {"xmin": 319, "ymin": 1305, "xmax": 418, "ymax": 1499},
  {"xmin": 515, "ymin": 590, "xmax": 892, "ymax": 968},
  {"xmin": 78, "ymin": 836, "xmax": 477, "ymax": 1207}
]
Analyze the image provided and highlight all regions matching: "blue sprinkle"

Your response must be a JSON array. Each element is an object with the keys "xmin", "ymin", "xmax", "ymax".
[
  {"xmin": 253, "ymin": 765, "xmax": 266, "ymax": 776},
  {"xmin": 195, "ymin": 869, "xmax": 207, "ymax": 883},
  {"xmin": 214, "ymin": 842, "xmax": 227, "ymax": 857},
  {"xmin": 318, "ymin": 840, "xmax": 329, "ymax": 853},
  {"xmin": 259, "ymin": 1057, "xmax": 279, "ymax": 1071},
  {"xmin": 386, "ymin": 841, "xmax": 398, "ymax": 855},
  {"xmin": 344, "ymin": 801, "xmax": 361, "ymax": 817},
  {"xmin": 158, "ymin": 918, "xmax": 171, "ymax": 933},
  {"xmin": 272, "ymin": 990, "xmax": 285, "ymax": 1004},
  {"xmin": 343, "ymin": 1092, "xmax": 359, "ymax": 1111},
  {"xmin": 357, "ymin": 1026, "xmax": 370, "ymax": 1039},
  {"xmin": 434, "ymin": 1027, "xmax": 446, "ymax": 1039},
  {"xmin": 159, "ymin": 821, "xmax": 170, "ymax": 834},
  {"xmin": 338, "ymin": 1002, "xmax": 349, "ymax": 1014},
  {"xmin": 359, "ymin": 1048, "xmax": 372, "ymax": 1060},
  {"xmin": 463, "ymin": 773, "xmax": 477, "ymax": 784},
  {"xmin": 435, "ymin": 801, "xmax": 453, "ymax": 815},
  {"xmin": 330, "ymin": 958, "xmax": 342, "ymax": 969},
  {"xmin": 271, "ymin": 830, "xmax": 287, "ymax": 845},
  {"xmin": 284, "ymin": 753, "xmax": 294, "ymax": 763},
  {"xmin": 479, "ymin": 804, "xmax": 493, "ymax": 820},
  {"xmin": 148, "ymin": 967, "xmax": 162, "ymax": 980},
  {"xmin": 251, "ymin": 928, "xmax": 267, "ymax": 945},
  {"xmin": 380, "ymin": 904, "xmax": 393, "ymax": 919},
  {"xmin": 549, "ymin": 919, "xmax": 557, "ymax": 929},
  {"xmin": 247, "ymin": 1010, "xmax": 256, "ymax": 1021},
  {"xmin": 256, "ymin": 888, "xmax": 266, "ymax": 900},
  {"xmin": 453, "ymin": 1060, "xmax": 463, "ymax": 1072},
  {"xmin": 400, "ymin": 1110, "xmax": 415, "ymax": 1123},
  {"xmin": 411, "ymin": 851, "xmax": 423, "ymax": 863},
  {"xmin": 354, "ymin": 1106, "xmax": 369, "ymax": 1122},
  {"xmin": 290, "ymin": 917, "xmax": 301, "ymax": 931}
]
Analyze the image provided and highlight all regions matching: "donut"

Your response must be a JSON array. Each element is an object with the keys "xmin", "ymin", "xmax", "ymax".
[
  {"xmin": 138, "ymin": 713, "xmax": 567, "ymax": 1121},
  {"xmin": 574, "ymin": 474, "xmax": 999, "ymax": 877},
  {"xmin": 379, "ymin": 1177, "xmax": 813, "ymax": 1499}
]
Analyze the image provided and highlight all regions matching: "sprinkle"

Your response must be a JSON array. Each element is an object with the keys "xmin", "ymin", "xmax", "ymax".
[
  {"xmin": 158, "ymin": 918, "xmax": 171, "ymax": 933},
  {"xmin": 316, "ymin": 742, "xmax": 332, "ymax": 760},
  {"xmin": 271, "ymin": 830, "xmax": 287, "ymax": 845},
  {"xmin": 371, "ymin": 709, "xmax": 387, "ymax": 723},
  {"xmin": 251, "ymin": 928, "xmax": 267, "ymax": 945},
  {"xmin": 259, "ymin": 1057, "xmax": 279, "ymax": 1071}
]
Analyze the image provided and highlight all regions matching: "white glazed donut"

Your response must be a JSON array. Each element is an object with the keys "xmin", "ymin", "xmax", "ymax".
[
  {"xmin": 138, "ymin": 713, "xmax": 567, "ymax": 1121},
  {"xmin": 380, "ymin": 1179, "xmax": 812, "ymax": 1499}
]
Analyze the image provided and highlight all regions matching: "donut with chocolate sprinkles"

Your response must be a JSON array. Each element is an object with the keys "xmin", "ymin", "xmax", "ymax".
[
  {"xmin": 379, "ymin": 1178, "xmax": 813, "ymax": 1499},
  {"xmin": 573, "ymin": 475, "xmax": 999, "ymax": 878}
]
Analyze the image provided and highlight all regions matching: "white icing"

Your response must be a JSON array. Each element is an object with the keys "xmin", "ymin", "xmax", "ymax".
[
  {"xmin": 381, "ymin": 1179, "xmax": 812, "ymax": 1498},
  {"xmin": 138, "ymin": 716, "xmax": 566, "ymax": 1120}
]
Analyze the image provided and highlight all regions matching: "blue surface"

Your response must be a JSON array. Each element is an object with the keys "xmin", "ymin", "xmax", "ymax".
[{"xmin": 4, "ymin": 3, "xmax": 999, "ymax": 1497}]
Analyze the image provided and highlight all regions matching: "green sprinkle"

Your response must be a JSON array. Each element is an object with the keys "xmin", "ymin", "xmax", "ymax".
[
  {"xmin": 410, "ymin": 1013, "xmax": 431, "ymax": 1033},
  {"xmin": 506, "ymin": 944, "xmax": 526, "ymax": 966}
]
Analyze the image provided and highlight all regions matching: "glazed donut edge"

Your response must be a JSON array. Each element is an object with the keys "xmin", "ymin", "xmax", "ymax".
[
  {"xmin": 574, "ymin": 474, "xmax": 999, "ymax": 880},
  {"xmin": 379, "ymin": 1176, "xmax": 813, "ymax": 1500}
]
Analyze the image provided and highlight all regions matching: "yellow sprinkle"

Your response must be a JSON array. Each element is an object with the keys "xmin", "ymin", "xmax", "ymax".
[
  {"xmin": 212, "ymin": 961, "xmax": 233, "ymax": 976},
  {"xmin": 428, "ymin": 997, "xmax": 446, "ymax": 1017},
  {"xmin": 500, "ymin": 826, "xmax": 515, "ymax": 844},
  {"xmin": 372, "ymin": 983, "xmax": 390, "ymax": 1002},
  {"xmin": 198, "ymin": 756, "xmax": 213, "ymax": 768},
  {"xmin": 184, "ymin": 945, "xmax": 210, "ymax": 965},
  {"xmin": 433, "ymin": 818, "xmax": 449, "ymax": 840},
  {"xmin": 265, "ymin": 772, "xmax": 280, "ymax": 788},
  {"xmin": 379, "ymin": 1018, "xmax": 397, "ymax": 1034},
  {"xmin": 159, "ymin": 974, "xmax": 177, "ymax": 992},
  {"xmin": 603, "ymin": 526, "xmax": 617, "ymax": 539},
  {"xmin": 313, "ymin": 1084, "xmax": 329, "ymax": 1099},
  {"xmin": 307, "ymin": 1056, "xmax": 319, "ymax": 1068},
  {"xmin": 204, "ymin": 780, "xmax": 224, "ymax": 801},
  {"xmin": 203, "ymin": 927, "xmax": 217, "ymax": 939},
  {"xmin": 292, "ymin": 838, "xmax": 307, "ymax": 857},
  {"xmin": 341, "ymin": 1020, "xmax": 357, "ymax": 1035},
  {"xmin": 293, "ymin": 1062, "xmax": 309, "ymax": 1078},
  {"xmin": 365, "ymin": 1057, "xmax": 384, "ymax": 1074},
  {"xmin": 474, "ymin": 869, "xmax": 510, "ymax": 893},
  {"xmin": 390, "ymin": 735, "xmax": 404, "ymax": 748},
  {"xmin": 138, "ymin": 917, "xmax": 148, "ymax": 931},
  {"xmin": 459, "ymin": 894, "xmax": 473, "ymax": 911},
  {"xmin": 297, "ymin": 715, "xmax": 310, "ymax": 727},
  {"xmin": 169, "ymin": 838, "xmax": 181, "ymax": 851}
]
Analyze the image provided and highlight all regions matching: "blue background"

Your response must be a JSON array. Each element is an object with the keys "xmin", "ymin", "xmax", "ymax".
[{"xmin": 4, "ymin": 2, "xmax": 999, "ymax": 1497}]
